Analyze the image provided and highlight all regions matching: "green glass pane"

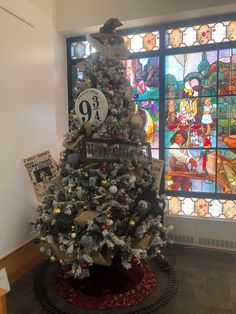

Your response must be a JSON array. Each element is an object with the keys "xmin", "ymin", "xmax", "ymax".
[
  {"xmin": 165, "ymin": 51, "xmax": 218, "ymax": 98},
  {"xmin": 218, "ymin": 49, "xmax": 236, "ymax": 95}
]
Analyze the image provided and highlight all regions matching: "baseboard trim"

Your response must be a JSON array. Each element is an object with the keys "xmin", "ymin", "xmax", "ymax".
[{"xmin": 0, "ymin": 240, "xmax": 43, "ymax": 284}]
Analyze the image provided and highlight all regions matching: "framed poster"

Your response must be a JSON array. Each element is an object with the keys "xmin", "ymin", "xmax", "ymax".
[{"xmin": 23, "ymin": 151, "xmax": 57, "ymax": 201}]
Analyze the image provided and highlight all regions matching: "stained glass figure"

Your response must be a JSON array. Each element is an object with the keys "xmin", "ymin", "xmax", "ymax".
[
  {"xmin": 219, "ymin": 49, "xmax": 236, "ymax": 95},
  {"xmin": 125, "ymin": 57, "xmax": 159, "ymax": 100},
  {"xmin": 165, "ymin": 51, "xmax": 218, "ymax": 98},
  {"xmin": 165, "ymin": 97, "xmax": 217, "ymax": 148},
  {"xmin": 165, "ymin": 147, "xmax": 216, "ymax": 193}
]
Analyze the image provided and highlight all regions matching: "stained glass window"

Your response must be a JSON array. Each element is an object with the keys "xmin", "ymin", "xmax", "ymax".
[
  {"xmin": 219, "ymin": 49, "xmax": 236, "ymax": 95},
  {"xmin": 70, "ymin": 32, "xmax": 160, "ymax": 59},
  {"xmin": 68, "ymin": 16, "xmax": 236, "ymax": 220},
  {"xmin": 71, "ymin": 41, "xmax": 94, "ymax": 59},
  {"xmin": 164, "ymin": 49, "xmax": 236, "ymax": 194},
  {"xmin": 166, "ymin": 196, "xmax": 236, "ymax": 219},
  {"xmin": 123, "ymin": 32, "xmax": 159, "ymax": 53},
  {"xmin": 165, "ymin": 20, "xmax": 236, "ymax": 48},
  {"xmin": 124, "ymin": 57, "xmax": 159, "ymax": 154}
]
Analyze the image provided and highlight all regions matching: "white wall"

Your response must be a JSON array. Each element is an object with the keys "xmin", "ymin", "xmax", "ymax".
[
  {"xmin": 0, "ymin": 0, "xmax": 67, "ymax": 257},
  {"xmin": 55, "ymin": 0, "xmax": 236, "ymax": 37}
]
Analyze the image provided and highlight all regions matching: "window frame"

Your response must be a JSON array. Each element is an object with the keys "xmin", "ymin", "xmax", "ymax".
[{"xmin": 66, "ymin": 13, "xmax": 236, "ymax": 201}]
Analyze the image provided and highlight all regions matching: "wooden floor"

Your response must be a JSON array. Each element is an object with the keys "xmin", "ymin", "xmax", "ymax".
[{"xmin": 7, "ymin": 245, "xmax": 236, "ymax": 314}]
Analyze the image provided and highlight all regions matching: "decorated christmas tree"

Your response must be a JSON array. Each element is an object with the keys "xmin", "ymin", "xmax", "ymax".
[{"xmin": 32, "ymin": 18, "xmax": 173, "ymax": 280}]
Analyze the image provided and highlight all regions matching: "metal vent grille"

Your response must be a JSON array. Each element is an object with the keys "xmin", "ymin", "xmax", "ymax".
[
  {"xmin": 198, "ymin": 238, "xmax": 236, "ymax": 249},
  {"xmin": 171, "ymin": 234, "xmax": 194, "ymax": 244}
]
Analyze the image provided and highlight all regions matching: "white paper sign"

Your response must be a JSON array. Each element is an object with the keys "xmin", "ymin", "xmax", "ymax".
[
  {"xmin": 148, "ymin": 158, "xmax": 164, "ymax": 193},
  {"xmin": 75, "ymin": 88, "xmax": 108, "ymax": 125},
  {"xmin": 0, "ymin": 268, "xmax": 10, "ymax": 293}
]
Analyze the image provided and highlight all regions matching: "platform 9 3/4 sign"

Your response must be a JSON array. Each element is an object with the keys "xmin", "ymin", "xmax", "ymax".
[{"xmin": 75, "ymin": 88, "xmax": 108, "ymax": 125}]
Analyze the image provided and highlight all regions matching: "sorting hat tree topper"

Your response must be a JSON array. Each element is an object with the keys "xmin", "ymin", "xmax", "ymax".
[{"xmin": 31, "ymin": 18, "xmax": 173, "ymax": 279}]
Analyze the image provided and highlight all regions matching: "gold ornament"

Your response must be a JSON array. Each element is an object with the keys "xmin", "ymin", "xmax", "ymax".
[
  {"xmin": 40, "ymin": 236, "xmax": 46, "ymax": 241},
  {"xmin": 129, "ymin": 219, "xmax": 136, "ymax": 227},
  {"xmin": 53, "ymin": 207, "xmax": 61, "ymax": 215},
  {"xmin": 50, "ymin": 256, "xmax": 56, "ymax": 263},
  {"xmin": 101, "ymin": 180, "xmax": 108, "ymax": 187}
]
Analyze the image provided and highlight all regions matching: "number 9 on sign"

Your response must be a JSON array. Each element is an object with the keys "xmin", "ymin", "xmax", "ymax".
[{"xmin": 75, "ymin": 88, "xmax": 108, "ymax": 124}]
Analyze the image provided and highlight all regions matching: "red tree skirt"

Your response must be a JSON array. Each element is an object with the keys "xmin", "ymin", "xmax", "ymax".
[{"xmin": 55, "ymin": 261, "xmax": 157, "ymax": 310}]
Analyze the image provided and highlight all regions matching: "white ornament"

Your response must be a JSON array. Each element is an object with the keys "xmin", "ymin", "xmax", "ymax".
[
  {"xmin": 71, "ymin": 233, "xmax": 77, "ymax": 239},
  {"xmin": 109, "ymin": 185, "xmax": 118, "ymax": 194},
  {"xmin": 75, "ymin": 88, "xmax": 108, "ymax": 125},
  {"xmin": 40, "ymin": 246, "xmax": 46, "ymax": 253},
  {"xmin": 129, "ymin": 174, "xmax": 136, "ymax": 184}
]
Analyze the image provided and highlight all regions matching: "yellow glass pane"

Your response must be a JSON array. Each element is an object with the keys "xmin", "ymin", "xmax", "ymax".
[{"xmin": 143, "ymin": 32, "xmax": 156, "ymax": 51}]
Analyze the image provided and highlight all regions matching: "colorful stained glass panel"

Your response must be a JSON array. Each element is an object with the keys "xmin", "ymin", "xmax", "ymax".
[
  {"xmin": 71, "ymin": 31, "xmax": 160, "ymax": 59},
  {"xmin": 218, "ymin": 49, "xmax": 236, "ymax": 95},
  {"xmin": 125, "ymin": 57, "xmax": 159, "ymax": 100},
  {"xmin": 218, "ymin": 96, "xmax": 236, "ymax": 148},
  {"xmin": 212, "ymin": 23, "xmax": 226, "ymax": 43},
  {"xmin": 227, "ymin": 21, "xmax": 236, "ymax": 41},
  {"xmin": 166, "ymin": 20, "xmax": 236, "ymax": 48},
  {"xmin": 197, "ymin": 24, "xmax": 212, "ymax": 45},
  {"xmin": 183, "ymin": 27, "xmax": 196, "ymax": 46},
  {"xmin": 138, "ymin": 100, "xmax": 159, "ymax": 148},
  {"xmin": 71, "ymin": 42, "xmax": 87, "ymax": 59},
  {"xmin": 165, "ymin": 51, "xmax": 218, "ymax": 98},
  {"xmin": 130, "ymin": 34, "xmax": 143, "ymax": 53},
  {"xmin": 165, "ymin": 97, "xmax": 217, "ymax": 148},
  {"xmin": 165, "ymin": 148, "xmax": 216, "ymax": 193},
  {"xmin": 217, "ymin": 149, "xmax": 236, "ymax": 193},
  {"xmin": 166, "ymin": 196, "xmax": 236, "ymax": 219}
]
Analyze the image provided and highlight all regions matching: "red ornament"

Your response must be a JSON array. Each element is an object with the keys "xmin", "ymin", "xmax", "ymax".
[
  {"xmin": 100, "ymin": 166, "xmax": 108, "ymax": 173},
  {"xmin": 118, "ymin": 195, "xmax": 126, "ymax": 204},
  {"xmin": 100, "ymin": 224, "xmax": 108, "ymax": 231},
  {"xmin": 80, "ymin": 262, "xmax": 89, "ymax": 269},
  {"xmin": 131, "ymin": 256, "xmax": 140, "ymax": 264},
  {"xmin": 115, "ymin": 134, "xmax": 124, "ymax": 141}
]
